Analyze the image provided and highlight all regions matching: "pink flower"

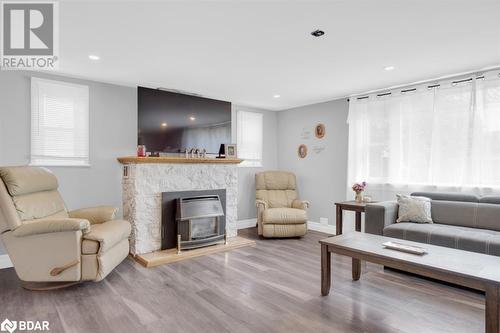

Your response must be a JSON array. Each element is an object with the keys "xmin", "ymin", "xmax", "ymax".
[{"xmin": 352, "ymin": 181, "xmax": 367, "ymax": 193}]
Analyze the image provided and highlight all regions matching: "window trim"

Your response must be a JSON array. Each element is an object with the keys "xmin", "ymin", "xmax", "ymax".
[{"xmin": 30, "ymin": 77, "xmax": 90, "ymax": 167}]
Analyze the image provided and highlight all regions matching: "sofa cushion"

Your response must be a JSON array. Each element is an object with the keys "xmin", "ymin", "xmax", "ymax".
[
  {"xmin": 262, "ymin": 223, "xmax": 307, "ymax": 238},
  {"xmin": 81, "ymin": 254, "xmax": 98, "ymax": 280},
  {"xmin": 476, "ymin": 203, "xmax": 500, "ymax": 232},
  {"xmin": 95, "ymin": 239, "xmax": 130, "ymax": 281},
  {"xmin": 256, "ymin": 171, "xmax": 298, "ymax": 208},
  {"xmin": 82, "ymin": 239, "xmax": 100, "ymax": 254},
  {"xmin": 0, "ymin": 167, "xmax": 58, "ymax": 196},
  {"xmin": 396, "ymin": 195, "xmax": 433, "ymax": 223},
  {"xmin": 69, "ymin": 206, "xmax": 118, "ymax": 225},
  {"xmin": 411, "ymin": 192, "xmax": 479, "ymax": 203},
  {"xmin": 262, "ymin": 208, "xmax": 307, "ymax": 224},
  {"xmin": 83, "ymin": 219, "xmax": 131, "ymax": 253},
  {"xmin": 404, "ymin": 193, "xmax": 500, "ymax": 232},
  {"xmin": 0, "ymin": 180, "xmax": 23, "ymax": 232},
  {"xmin": 383, "ymin": 222, "xmax": 500, "ymax": 255},
  {"xmin": 13, "ymin": 218, "xmax": 89, "ymax": 237},
  {"xmin": 81, "ymin": 240, "xmax": 130, "ymax": 281},
  {"xmin": 480, "ymin": 196, "xmax": 500, "ymax": 204},
  {"xmin": 429, "ymin": 201, "xmax": 478, "ymax": 228},
  {"xmin": 13, "ymin": 190, "xmax": 68, "ymax": 221},
  {"xmin": 256, "ymin": 190, "xmax": 297, "ymax": 208},
  {"xmin": 256, "ymin": 171, "xmax": 296, "ymax": 190}
]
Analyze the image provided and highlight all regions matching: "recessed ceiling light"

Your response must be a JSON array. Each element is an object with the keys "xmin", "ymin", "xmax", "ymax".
[
  {"xmin": 384, "ymin": 66, "xmax": 395, "ymax": 71},
  {"xmin": 88, "ymin": 55, "xmax": 100, "ymax": 61},
  {"xmin": 189, "ymin": 116, "xmax": 196, "ymax": 121},
  {"xmin": 273, "ymin": 94, "xmax": 281, "ymax": 98},
  {"xmin": 311, "ymin": 30, "xmax": 325, "ymax": 37},
  {"xmin": 161, "ymin": 122, "xmax": 168, "ymax": 127}
]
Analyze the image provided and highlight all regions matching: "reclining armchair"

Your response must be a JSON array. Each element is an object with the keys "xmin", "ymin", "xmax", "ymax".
[
  {"xmin": 255, "ymin": 171, "xmax": 309, "ymax": 238},
  {"xmin": 0, "ymin": 166, "xmax": 131, "ymax": 290}
]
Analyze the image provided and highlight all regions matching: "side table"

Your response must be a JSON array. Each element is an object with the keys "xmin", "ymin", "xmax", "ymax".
[{"xmin": 334, "ymin": 201, "xmax": 375, "ymax": 235}]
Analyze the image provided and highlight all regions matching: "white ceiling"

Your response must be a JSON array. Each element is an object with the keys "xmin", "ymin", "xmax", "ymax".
[{"xmin": 57, "ymin": 0, "xmax": 500, "ymax": 110}]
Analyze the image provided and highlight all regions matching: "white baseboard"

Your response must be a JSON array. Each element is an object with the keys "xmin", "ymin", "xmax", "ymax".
[
  {"xmin": 236, "ymin": 218, "xmax": 257, "ymax": 230},
  {"xmin": 0, "ymin": 254, "xmax": 12, "ymax": 269},
  {"xmin": 307, "ymin": 221, "xmax": 336, "ymax": 235}
]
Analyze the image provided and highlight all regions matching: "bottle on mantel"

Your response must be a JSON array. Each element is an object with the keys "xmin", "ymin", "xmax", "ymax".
[{"xmin": 137, "ymin": 138, "xmax": 146, "ymax": 157}]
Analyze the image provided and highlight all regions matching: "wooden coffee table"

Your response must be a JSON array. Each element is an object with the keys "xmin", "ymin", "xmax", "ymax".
[{"xmin": 320, "ymin": 232, "xmax": 500, "ymax": 333}]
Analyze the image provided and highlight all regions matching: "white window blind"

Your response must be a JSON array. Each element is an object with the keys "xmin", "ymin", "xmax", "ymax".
[
  {"xmin": 31, "ymin": 78, "xmax": 89, "ymax": 166},
  {"xmin": 237, "ymin": 110, "xmax": 263, "ymax": 167}
]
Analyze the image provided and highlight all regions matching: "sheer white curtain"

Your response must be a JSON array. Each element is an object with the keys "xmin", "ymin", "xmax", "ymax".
[{"xmin": 347, "ymin": 70, "xmax": 500, "ymax": 201}]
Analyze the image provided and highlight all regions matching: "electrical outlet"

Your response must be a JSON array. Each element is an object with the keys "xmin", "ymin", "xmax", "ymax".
[{"xmin": 320, "ymin": 217, "xmax": 328, "ymax": 225}]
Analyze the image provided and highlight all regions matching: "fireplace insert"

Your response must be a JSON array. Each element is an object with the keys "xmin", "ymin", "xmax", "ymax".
[{"xmin": 176, "ymin": 195, "xmax": 226, "ymax": 252}]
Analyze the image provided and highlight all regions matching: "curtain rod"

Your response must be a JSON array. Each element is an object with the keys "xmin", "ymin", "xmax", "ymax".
[
  {"xmin": 347, "ymin": 66, "xmax": 500, "ymax": 102},
  {"xmin": 356, "ymin": 75, "xmax": 488, "ymax": 100}
]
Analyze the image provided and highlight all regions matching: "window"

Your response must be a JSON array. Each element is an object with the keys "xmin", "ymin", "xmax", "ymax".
[
  {"xmin": 347, "ymin": 71, "xmax": 500, "ymax": 198},
  {"xmin": 237, "ymin": 110, "xmax": 263, "ymax": 167},
  {"xmin": 31, "ymin": 78, "xmax": 89, "ymax": 166}
]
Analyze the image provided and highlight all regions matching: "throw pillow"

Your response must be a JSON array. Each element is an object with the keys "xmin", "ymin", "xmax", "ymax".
[{"xmin": 396, "ymin": 194, "xmax": 433, "ymax": 223}]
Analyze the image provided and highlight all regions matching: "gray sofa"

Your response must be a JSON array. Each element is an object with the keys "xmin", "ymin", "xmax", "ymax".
[{"xmin": 365, "ymin": 192, "xmax": 500, "ymax": 256}]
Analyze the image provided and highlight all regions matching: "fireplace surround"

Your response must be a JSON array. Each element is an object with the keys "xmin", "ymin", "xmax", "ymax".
[{"xmin": 119, "ymin": 156, "xmax": 240, "ymax": 255}]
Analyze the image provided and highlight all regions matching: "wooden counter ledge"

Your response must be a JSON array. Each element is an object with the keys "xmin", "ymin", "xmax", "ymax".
[{"xmin": 117, "ymin": 156, "xmax": 244, "ymax": 164}]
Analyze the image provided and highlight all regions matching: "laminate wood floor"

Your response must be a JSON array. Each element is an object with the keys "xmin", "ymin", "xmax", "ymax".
[{"xmin": 0, "ymin": 228, "xmax": 485, "ymax": 333}]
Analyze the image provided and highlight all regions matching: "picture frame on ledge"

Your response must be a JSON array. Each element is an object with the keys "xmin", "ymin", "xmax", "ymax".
[
  {"xmin": 217, "ymin": 144, "xmax": 238, "ymax": 159},
  {"xmin": 225, "ymin": 144, "xmax": 237, "ymax": 159}
]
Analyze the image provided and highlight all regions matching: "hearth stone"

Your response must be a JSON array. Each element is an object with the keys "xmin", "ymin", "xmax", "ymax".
[{"xmin": 122, "ymin": 163, "xmax": 238, "ymax": 255}]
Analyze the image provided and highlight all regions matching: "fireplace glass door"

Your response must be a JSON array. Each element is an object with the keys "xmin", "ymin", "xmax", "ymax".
[{"xmin": 190, "ymin": 217, "xmax": 218, "ymax": 239}]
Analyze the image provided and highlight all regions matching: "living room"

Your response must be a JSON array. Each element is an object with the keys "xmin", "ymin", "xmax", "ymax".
[{"xmin": 0, "ymin": 1, "xmax": 499, "ymax": 332}]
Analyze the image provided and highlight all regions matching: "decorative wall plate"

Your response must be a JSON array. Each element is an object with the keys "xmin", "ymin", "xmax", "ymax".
[
  {"xmin": 315, "ymin": 123, "xmax": 325, "ymax": 139},
  {"xmin": 298, "ymin": 144, "xmax": 308, "ymax": 159}
]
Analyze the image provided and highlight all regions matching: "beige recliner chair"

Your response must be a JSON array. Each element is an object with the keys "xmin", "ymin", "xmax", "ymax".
[
  {"xmin": 256, "ymin": 171, "xmax": 309, "ymax": 238},
  {"xmin": 0, "ymin": 166, "xmax": 131, "ymax": 290}
]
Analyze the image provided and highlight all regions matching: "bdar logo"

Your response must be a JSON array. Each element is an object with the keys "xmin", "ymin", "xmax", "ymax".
[
  {"xmin": 0, "ymin": 319, "xmax": 17, "ymax": 333},
  {"xmin": 0, "ymin": 319, "xmax": 49, "ymax": 332}
]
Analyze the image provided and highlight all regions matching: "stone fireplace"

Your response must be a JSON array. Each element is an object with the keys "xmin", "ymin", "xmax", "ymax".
[{"xmin": 119, "ymin": 157, "xmax": 240, "ymax": 255}]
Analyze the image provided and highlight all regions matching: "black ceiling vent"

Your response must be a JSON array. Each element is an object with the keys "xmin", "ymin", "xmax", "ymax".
[{"xmin": 311, "ymin": 30, "xmax": 325, "ymax": 37}]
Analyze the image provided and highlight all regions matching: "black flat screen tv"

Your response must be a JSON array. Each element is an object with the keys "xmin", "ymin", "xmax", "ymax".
[{"xmin": 138, "ymin": 87, "xmax": 232, "ymax": 154}]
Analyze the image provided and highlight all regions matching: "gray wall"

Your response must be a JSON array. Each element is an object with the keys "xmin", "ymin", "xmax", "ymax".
[
  {"xmin": 277, "ymin": 99, "xmax": 349, "ymax": 227},
  {"xmin": 0, "ymin": 71, "xmax": 137, "ymax": 255},
  {"xmin": 233, "ymin": 105, "xmax": 279, "ymax": 220},
  {"xmin": 0, "ymin": 70, "xmax": 345, "ymax": 256},
  {"xmin": 0, "ymin": 72, "xmax": 277, "ymax": 256}
]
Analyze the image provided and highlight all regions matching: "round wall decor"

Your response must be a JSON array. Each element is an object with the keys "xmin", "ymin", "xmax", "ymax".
[
  {"xmin": 315, "ymin": 123, "xmax": 325, "ymax": 139},
  {"xmin": 298, "ymin": 144, "xmax": 308, "ymax": 159}
]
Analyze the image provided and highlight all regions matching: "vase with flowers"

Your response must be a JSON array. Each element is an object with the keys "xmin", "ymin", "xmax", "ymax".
[{"xmin": 352, "ymin": 181, "xmax": 367, "ymax": 203}]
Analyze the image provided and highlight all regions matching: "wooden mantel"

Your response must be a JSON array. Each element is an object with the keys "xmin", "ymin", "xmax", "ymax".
[{"xmin": 117, "ymin": 156, "xmax": 243, "ymax": 164}]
